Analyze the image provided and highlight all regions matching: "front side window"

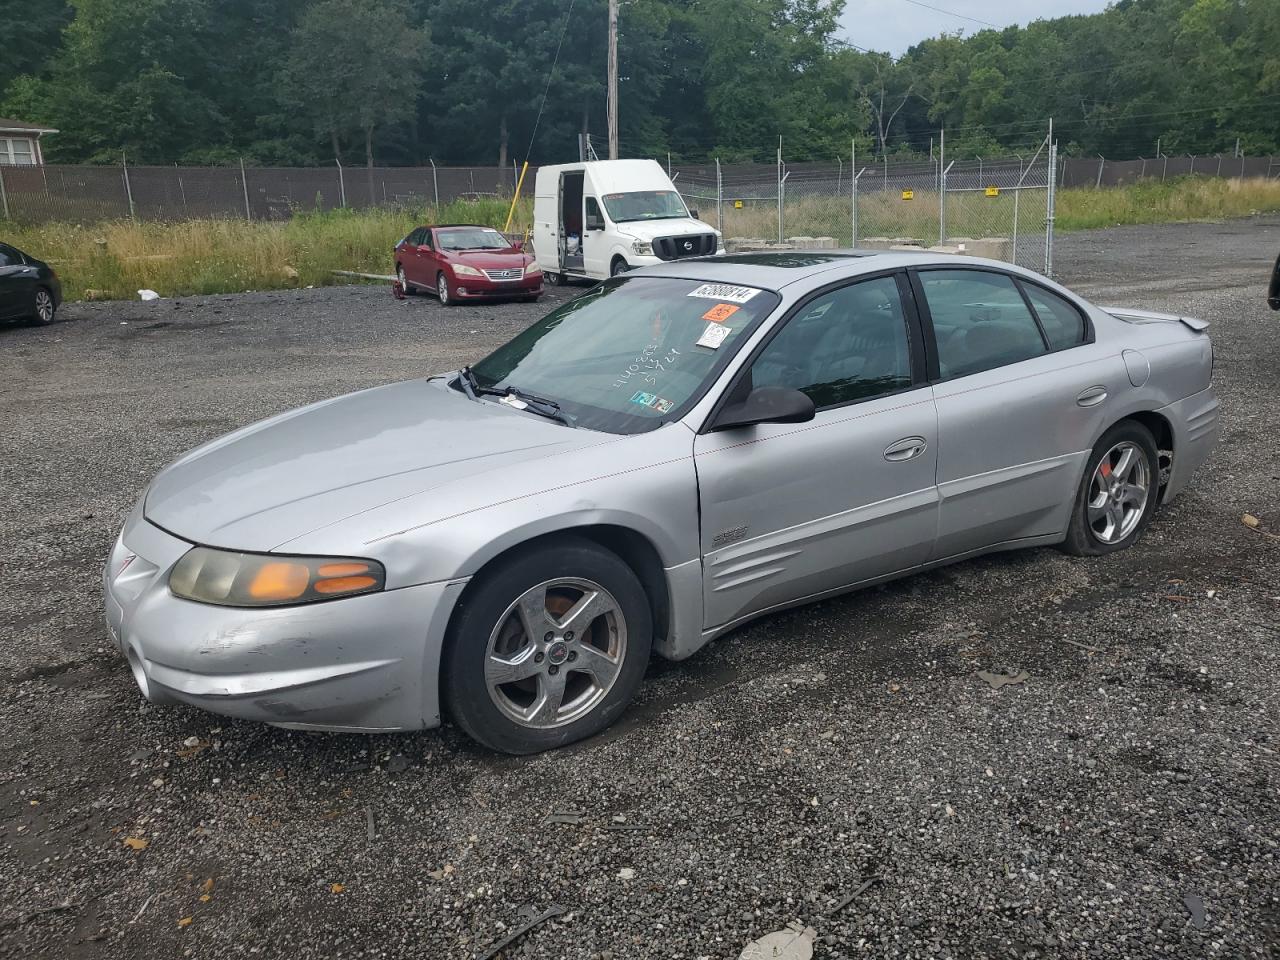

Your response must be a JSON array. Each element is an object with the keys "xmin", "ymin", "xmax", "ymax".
[
  {"xmin": 1022, "ymin": 282, "xmax": 1088, "ymax": 350},
  {"xmin": 750, "ymin": 276, "xmax": 913, "ymax": 408},
  {"xmin": 601, "ymin": 190, "xmax": 688, "ymax": 223},
  {"xmin": 920, "ymin": 270, "xmax": 1048, "ymax": 379},
  {"xmin": 470, "ymin": 277, "xmax": 780, "ymax": 434},
  {"xmin": 437, "ymin": 227, "xmax": 508, "ymax": 251}
]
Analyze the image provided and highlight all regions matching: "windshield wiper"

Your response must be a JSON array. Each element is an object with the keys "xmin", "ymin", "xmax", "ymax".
[
  {"xmin": 457, "ymin": 368, "xmax": 574, "ymax": 427},
  {"xmin": 505, "ymin": 386, "xmax": 575, "ymax": 427}
]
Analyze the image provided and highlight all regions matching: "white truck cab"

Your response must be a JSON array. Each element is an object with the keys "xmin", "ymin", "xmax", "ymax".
[{"xmin": 532, "ymin": 158, "xmax": 723, "ymax": 283}]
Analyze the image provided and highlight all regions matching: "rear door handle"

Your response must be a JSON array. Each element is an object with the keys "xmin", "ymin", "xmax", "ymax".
[
  {"xmin": 1076, "ymin": 386, "xmax": 1108, "ymax": 407},
  {"xmin": 884, "ymin": 437, "xmax": 928, "ymax": 462}
]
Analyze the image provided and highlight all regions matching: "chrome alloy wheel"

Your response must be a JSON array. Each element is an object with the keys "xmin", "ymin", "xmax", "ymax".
[
  {"xmin": 1087, "ymin": 440, "xmax": 1150, "ymax": 544},
  {"xmin": 484, "ymin": 578, "xmax": 626, "ymax": 729},
  {"xmin": 35, "ymin": 289, "xmax": 54, "ymax": 323},
  {"xmin": 437, "ymin": 272, "xmax": 450, "ymax": 304},
  {"xmin": 397, "ymin": 265, "xmax": 410, "ymax": 292}
]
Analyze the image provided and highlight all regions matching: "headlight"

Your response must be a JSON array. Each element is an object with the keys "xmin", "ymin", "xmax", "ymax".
[
  {"xmin": 169, "ymin": 547, "xmax": 385, "ymax": 607},
  {"xmin": 632, "ymin": 240, "xmax": 653, "ymax": 256},
  {"xmin": 524, "ymin": 260, "xmax": 541, "ymax": 276},
  {"xmin": 452, "ymin": 264, "xmax": 484, "ymax": 277}
]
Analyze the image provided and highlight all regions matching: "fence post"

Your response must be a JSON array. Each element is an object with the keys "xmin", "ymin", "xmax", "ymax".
[
  {"xmin": 1189, "ymin": 155, "xmax": 1196, "ymax": 176},
  {"xmin": 850, "ymin": 137, "xmax": 856, "ymax": 247},
  {"xmin": 336, "ymin": 159, "xmax": 346, "ymax": 208},
  {"xmin": 715, "ymin": 158, "xmax": 722, "ymax": 232},
  {"xmin": 1163, "ymin": 154, "xmax": 1168, "ymax": 182},
  {"xmin": 1216, "ymin": 154, "xmax": 1222, "ymax": 177},
  {"xmin": 1012, "ymin": 184, "xmax": 1020, "ymax": 266},
  {"xmin": 776, "ymin": 137, "xmax": 782, "ymax": 243},
  {"xmin": 1140, "ymin": 157, "xmax": 1147, "ymax": 179},
  {"xmin": 1046, "ymin": 137, "xmax": 1057, "ymax": 278},
  {"xmin": 1095, "ymin": 155, "xmax": 1105, "ymax": 189},
  {"xmin": 0, "ymin": 166, "xmax": 8, "ymax": 221},
  {"xmin": 430, "ymin": 158, "xmax": 439, "ymax": 208},
  {"xmin": 240, "ymin": 158, "xmax": 251, "ymax": 220},
  {"xmin": 940, "ymin": 161, "xmax": 952, "ymax": 244},
  {"xmin": 122, "ymin": 153, "xmax": 136, "ymax": 221}
]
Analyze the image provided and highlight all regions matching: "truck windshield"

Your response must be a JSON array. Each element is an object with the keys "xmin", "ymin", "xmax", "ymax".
[
  {"xmin": 602, "ymin": 190, "xmax": 689, "ymax": 223},
  {"xmin": 468, "ymin": 276, "xmax": 780, "ymax": 434}
]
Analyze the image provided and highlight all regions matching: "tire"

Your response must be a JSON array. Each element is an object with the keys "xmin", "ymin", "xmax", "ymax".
[
  {"xmin": 31, "ymin": 287, "xmax": 56, "ymax": 325},
  {"xmin": 521, "ymin": 294, "xmax": 541, "ymax": 303},
  {"xmin": 1060, "ymin": 420, "xmax": 1159, "ymax": 556},
  {"xmin": 437, "ymin": 272, "xmax": 453, "ymax": 306},
  {"xmin": 442, "ymin": 537, "xmax": 653, "ymax": 754},
  {"xmin": 396, "ymin": 265, "xmax": 415, "ymax": 296},
  {"xmin": 610, "ymin": 257, "xmax": 630, "ymax": 277}
]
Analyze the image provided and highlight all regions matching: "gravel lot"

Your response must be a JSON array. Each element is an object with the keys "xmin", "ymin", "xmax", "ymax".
[{"xmin": 2, "ymin": 219, "xmax": 1278, "ymax": 959}]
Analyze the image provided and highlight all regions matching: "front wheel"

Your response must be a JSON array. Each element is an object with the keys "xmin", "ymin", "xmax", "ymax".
[
  {"xmin": 610, "ymin": 257, "xmax": 630, "ymax": 277},
  {"xmin": 31, "ymin": 287, "xmax": 56, "ymax": 325},
  {"xmin": 442, "ymin": 538, "xmax": 652, "ymax": 754},
  {"xmin": 437, "ymin": 272, "xmax": 453, "ymax": 306},
  {"xmin": 1060, "ymin": 421, "xmax": 1159, "ymax": 556}
]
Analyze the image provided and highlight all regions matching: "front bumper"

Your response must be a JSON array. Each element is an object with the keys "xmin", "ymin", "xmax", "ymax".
[
  {"xmin": 103, "ymin": 513, "xmax": 465, "ymax": 732},
  {"xmin": 453, "ymin": 275, "xmax": 543, "ymax": 299}
]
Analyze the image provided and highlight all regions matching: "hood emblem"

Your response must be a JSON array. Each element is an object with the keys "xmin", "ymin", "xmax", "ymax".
[{"xmin": 683, "ymin": 240, "xmax": 693, "ymax": 252}]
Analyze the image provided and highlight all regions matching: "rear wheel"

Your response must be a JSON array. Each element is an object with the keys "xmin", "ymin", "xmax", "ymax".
[
  {"xmin": 437, "ymin": 272, "xmax": 453, "ymax": 306},
  {"xmin": 396, "ymin": 265, "xmax": 415, "ymax": 296},
  {"xmin": 1060, "ymin": 421, "xmax": 1159, "ymax": 556},
  {"xmin": 31, "ymin": 287, "xmax": 56, "ymax": 325},
  {"xmin": 442, "ymin": 538, "xmax": 652, "ymax": 754}
]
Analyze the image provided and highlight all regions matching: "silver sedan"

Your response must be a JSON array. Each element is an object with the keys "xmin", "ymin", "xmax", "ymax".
[{"xmin": 104, "ymin": 252, "xmax": 1219, "ymax": 753}]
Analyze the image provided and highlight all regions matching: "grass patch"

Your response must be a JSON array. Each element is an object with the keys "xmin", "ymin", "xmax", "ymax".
[
  {"xmin": 4, "ymin": 177, "xmax": 1278, "ymax": 302},
  {"xmin": 1, "ymin": 198, "xmax": 532, "ymax": 302}
]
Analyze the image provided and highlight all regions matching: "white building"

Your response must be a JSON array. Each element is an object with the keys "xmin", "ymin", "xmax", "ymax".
[{"xmin": 0, "ymin": 119, "xmax": 58, "ymax": 166}]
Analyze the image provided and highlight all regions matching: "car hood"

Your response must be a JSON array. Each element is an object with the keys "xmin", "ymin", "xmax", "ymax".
[
  {"xmin": 447, "ymin": 249, "xmax": 529, "ymax": 269},
  {"xmin": 616, "ymin": 218, "xmax": 720, "ymax": 242},
  {"xmin": 144, "ymin": 378, "xmax": 603, "ymax": 552}
]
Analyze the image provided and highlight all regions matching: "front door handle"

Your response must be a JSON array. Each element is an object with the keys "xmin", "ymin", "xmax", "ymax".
[
  {"xmin": 884, "ymin": 437, "xmax": 928, "ymax": 462},
  {"xmin": 1076, "ymin": 386, "xmax": 1108, "ymax": 407}
]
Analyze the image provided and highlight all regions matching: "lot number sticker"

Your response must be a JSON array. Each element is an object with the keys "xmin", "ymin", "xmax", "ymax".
[
  {"xmin": 696, "ymin": 323, "xmax": 732, "ymax": 349},
  {"xmin": 687, "ymin": 283, "xmax": 759, "ymax": 304},
  {"xmin": 702, "ymin": 303, "xmax": 740, "ymax": 323}
]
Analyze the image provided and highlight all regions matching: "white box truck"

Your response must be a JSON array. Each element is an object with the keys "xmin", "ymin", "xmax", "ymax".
[{"xmin": 532, "ymin": 159, "xmax": 723, "ymax": 283}]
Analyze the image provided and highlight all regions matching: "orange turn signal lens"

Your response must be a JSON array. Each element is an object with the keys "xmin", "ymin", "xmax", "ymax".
[
  {"xmin": 314, "ymin": 575, "xmax": 378, "ymax": 595},
  {"xmin": 316, "ymin": 562, "xmax": 371, "ymax": 578},
  {"xmin": 247, "ymin": 561, "xmax": 310, "ymax": 601}
]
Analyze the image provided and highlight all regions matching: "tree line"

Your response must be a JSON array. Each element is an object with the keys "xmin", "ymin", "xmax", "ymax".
[{"xmin": 3, "ymin": 0, "xmax": 1277, "ymax": 168}]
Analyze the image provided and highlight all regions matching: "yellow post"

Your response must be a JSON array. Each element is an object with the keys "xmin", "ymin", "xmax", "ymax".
[{"xmin": 504, "ymin": 161, "xmax": 529, "ymax": 234}]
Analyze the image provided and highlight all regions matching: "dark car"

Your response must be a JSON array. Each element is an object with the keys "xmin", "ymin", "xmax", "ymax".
[
  {"xmin": 1269, "ymin": 251, "xmax": 1279, "ymax": 311},
  {"xmin": 395, "ymin": 224, "xmax": 541, "ymax": 306},
  {"xmin": 0, "ymin": 242, "xmax": 61, "ymax": 325}
]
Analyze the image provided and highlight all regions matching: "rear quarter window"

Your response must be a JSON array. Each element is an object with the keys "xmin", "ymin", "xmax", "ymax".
[{"xmin": 1021, "ymin": 282, "xmax": 1088, "ymax": 350}]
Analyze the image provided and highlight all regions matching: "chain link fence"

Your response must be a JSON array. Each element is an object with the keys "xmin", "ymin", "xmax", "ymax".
[{"xmin": 0, "ymin": 162, "xmax": 519, "ymax": 223}]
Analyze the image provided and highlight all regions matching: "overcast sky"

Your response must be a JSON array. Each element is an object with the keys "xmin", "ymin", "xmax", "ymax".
[{"xmin": 839, "ymin": 0, "xmax": 1113, "ymax": 55}]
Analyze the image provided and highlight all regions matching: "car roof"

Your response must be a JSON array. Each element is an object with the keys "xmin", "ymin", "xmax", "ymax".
[
  {"xmin": 632, "ymin": 250, "xmax": 1038, "ymax": 292},
  {"xmin": 424, "ymin": 224, "xmax": 503, "ymax": 231}
]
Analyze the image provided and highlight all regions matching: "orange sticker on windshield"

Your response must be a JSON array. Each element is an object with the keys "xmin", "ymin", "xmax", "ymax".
[{"xmin": 702, "ymin": 303, "xmax": 740, "ymax": 324}]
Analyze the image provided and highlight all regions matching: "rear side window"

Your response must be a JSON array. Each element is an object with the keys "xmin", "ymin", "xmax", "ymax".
[
  {"xmin": 1022, "ymin": 283, "xmax": 1087, "ymax": 349},
  {"xmin": 0, "ymin": 244, "xmax": 16, "ymax": 267},
  {"xmin": 919, "ymin": 270, "xmax": 1047, "ymax": 379}
]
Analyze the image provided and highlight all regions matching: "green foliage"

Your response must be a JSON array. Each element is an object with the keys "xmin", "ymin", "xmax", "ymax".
[{"xmin": 1, "ymin": 0, "xmax": 1277, "ymax": 165}]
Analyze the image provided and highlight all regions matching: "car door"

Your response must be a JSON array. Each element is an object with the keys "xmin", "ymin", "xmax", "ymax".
[
  {"xmin": 0, "ymin": 244, "xmax": 33, "ymax": 319},
  {"xmin": 910, "ymin": 267, "xmax": 1128, "ymax": 559},
  {"xmin": 582, "ymin": 196, "xmax": 609, "ymax": 276},
  {"xmin": 693, "ymin": 272, "xmax": 939, "ymax": 630}
]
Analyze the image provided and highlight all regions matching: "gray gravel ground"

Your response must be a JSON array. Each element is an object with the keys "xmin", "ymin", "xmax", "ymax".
[{"xmin": 2, "ymin": 218, "xmax": 1279, "ymax": 960}]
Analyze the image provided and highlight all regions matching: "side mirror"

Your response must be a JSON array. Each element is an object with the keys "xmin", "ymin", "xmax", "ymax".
[
  {"xmin": 512, "ymin": 238, "xmax": 524, "ymax": 251},
  {"xmin": 586, "ymin": 214, "xmax": 605, "ymax": 231},
  {"xmin": 1269, "ymin": 252, "xmax": 1279, "ymax": 311},
  {"xmin": 688, "ymin": 208, "xmax": 699, "ymax": 220},
  {"xmin": 712, "ymin": 387, "xmax": 815, "ymax": 431},
  {"xmin": 417, "ymin": 244, "xmax": 431, "ymax": 253}
]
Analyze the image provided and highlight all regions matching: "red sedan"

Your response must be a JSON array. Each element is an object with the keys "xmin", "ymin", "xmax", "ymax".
[{"xmin": 395, "ymin": 224, "xmax": 542, "ymax": 306}]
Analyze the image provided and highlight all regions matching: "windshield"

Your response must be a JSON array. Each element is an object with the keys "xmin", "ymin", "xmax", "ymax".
[
  {"xmin": 469, "ymin": 277, "xmax": 780, "ymax": 434},
  {"xmin": 602, "ymin": 190, "xmax": 689, "ymax": 223},
  {"xmin": 437, "ymin": 227, "xmax": 510, "ymax": 251}
]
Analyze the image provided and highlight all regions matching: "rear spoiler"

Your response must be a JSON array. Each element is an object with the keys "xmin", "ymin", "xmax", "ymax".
[{"xmin": 1103, "ymin": 306, "xmax": 1209, "ymax": 333}]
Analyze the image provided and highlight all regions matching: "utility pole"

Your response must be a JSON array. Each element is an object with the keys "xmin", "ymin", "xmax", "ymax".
[{"xmin": 607, "ymin": 0, "xmax": 619, "ymax": 160}]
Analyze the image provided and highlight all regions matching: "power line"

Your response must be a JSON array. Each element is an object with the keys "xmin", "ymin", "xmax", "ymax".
[
  {"xmin": 892, "ymin": 0, "xmax": 999, "ymax": 28},
  {"xmin": 524, "ymin": 0, "xmax": 577, "ymax": 161}
]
